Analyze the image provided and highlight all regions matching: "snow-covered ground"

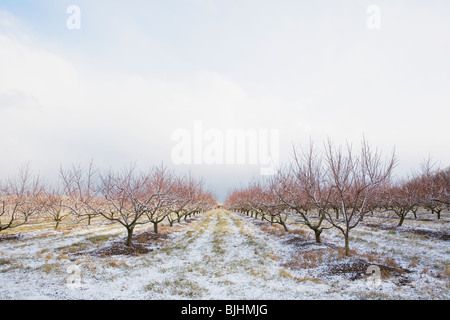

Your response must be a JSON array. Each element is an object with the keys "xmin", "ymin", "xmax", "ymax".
[{"xmin": 0, "ymin": 210, "xmax": 448, "ymax": 300}]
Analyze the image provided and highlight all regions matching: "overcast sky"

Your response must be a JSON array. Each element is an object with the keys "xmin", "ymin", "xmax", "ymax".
[{"xmin": 0, "ymin": 0, "xmax": 449, "ymax": 202}]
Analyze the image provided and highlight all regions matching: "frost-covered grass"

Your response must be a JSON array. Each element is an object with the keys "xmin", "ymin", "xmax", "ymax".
[{"xmin": 0, "ymin": 210, "xmax": 448, "ymax": 300}]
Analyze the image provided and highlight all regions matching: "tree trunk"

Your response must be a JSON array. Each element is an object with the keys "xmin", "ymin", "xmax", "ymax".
[
  {"xmin": 398, "ymin": 214, "xmax": 405, "ymax": 227},
  {"xmin": 314, "ymin": 229, "xmax": 322, "ymax": 243},
  {"xmin": 153, "ymin": 222, "xmax": 158, "ymax": 234},
  {"xmin": 436, "ymin": 210, "xmax": 441, "ymax": 220},
  {"xmin": 54, "ymin": 220, "xmax": 60, "ymax": 230},
  {"xmin": 87, "ymin": 215, "xmax": 91, "ymax": 225},
  {"xmin": 126, "ymin": 226, "xmax": 135, "ymax": 247},
  {"xmin": 344, "ymin": 235, "xmax": 350, "ymax": 256},
  {"xmin": 280, "ymin": 220, "xmax": 288, "ymax": 232}
]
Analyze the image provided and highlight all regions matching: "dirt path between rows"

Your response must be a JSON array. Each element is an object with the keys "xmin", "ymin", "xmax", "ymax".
[{"xmin": 140, "ymin": 209, "xmax": 294, "ymax": 299}]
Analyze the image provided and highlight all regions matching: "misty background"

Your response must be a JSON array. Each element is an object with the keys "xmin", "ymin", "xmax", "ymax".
[{"xmin": 0, "ymin": 0, "xmax": 449, "ymax": 202}]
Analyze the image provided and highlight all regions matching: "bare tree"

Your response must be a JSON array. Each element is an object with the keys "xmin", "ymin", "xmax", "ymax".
[
  {"xmin": 181, "ymin": 176, "xmax": 216, "ymax": 219},
  {"xmin": 99, "ymin": 164, "xmax": 161, "ymax": 246},
  {"xmin": 435, "ymin": 167, "xmax": 450, "ymax": 207},
  {"xmin": 294, "ymin": 138, "xmax": 396, "ymax": 256},
  {"xmin": 6, "ymin": 164, "xmax": 45, "ymax": 223},
  {"xmin": 257, "ymin": 180, "xmax": 290, "ymax": 232},
  {"xmin": 326, "ymin": 138, "xmax": 395, "ymax": 255},
  {"xmin": 166, "ymin": 176, "xmax": 191, "ymax": 226},
  {"xmin": 418, "ymin": 159, "xmax": 449, "ymax": 219},
  {"xmin": 0, "ymin": 188, "xmax": 23, "ymax": 234},
  {"xmin": 382, "ymin": 177, "xmax": 420, "ymax": 227},
  {"xmin": 44, "ymin": 189, "xmax": 73, "ymax": 230},
  {"xmin": 61, "ymin": 162, "xmax": 153, "ymax": 246},
  {"xmin": 0, "ymin": 164, "xmax": 45, "ymax": 234},
  {"xmin": 275, "ymin": 145, "xmax": 332, "ymax": 243},
  {"xmin": 143, "ymin": 165, "xmax": 177, "ymax": 234},
  {"xmin": 60, "ymin": 161, "xmax": 98, "ymax": 225},
  {"xmin": 195, "ymin": 190, "xmax": 217, "ymax": 214},
  {"xmin": 225, "ymin": 181, "xmax": 290, "ymax": 231}
]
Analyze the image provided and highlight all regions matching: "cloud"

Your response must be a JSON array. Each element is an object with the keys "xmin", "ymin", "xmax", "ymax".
[
  {"xmin": 1, "ymin": 2, "xmax": 449, "ymax": 199},
  {"xmin": 0, "ymin": 15, "xmax": 298, "ymax": 194}
]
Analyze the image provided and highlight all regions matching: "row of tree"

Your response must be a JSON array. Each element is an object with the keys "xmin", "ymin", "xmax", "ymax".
[
  {"xmin": 225, "ymin": 139, "xmax": 449, "ymax": 256},
  {"xmin": 0, "ymin": 162, "xmax": 217, "ymax": 246},
  {"xmin": 381, "ymin": 159, "xmax": 449, "ymax": 225}
]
